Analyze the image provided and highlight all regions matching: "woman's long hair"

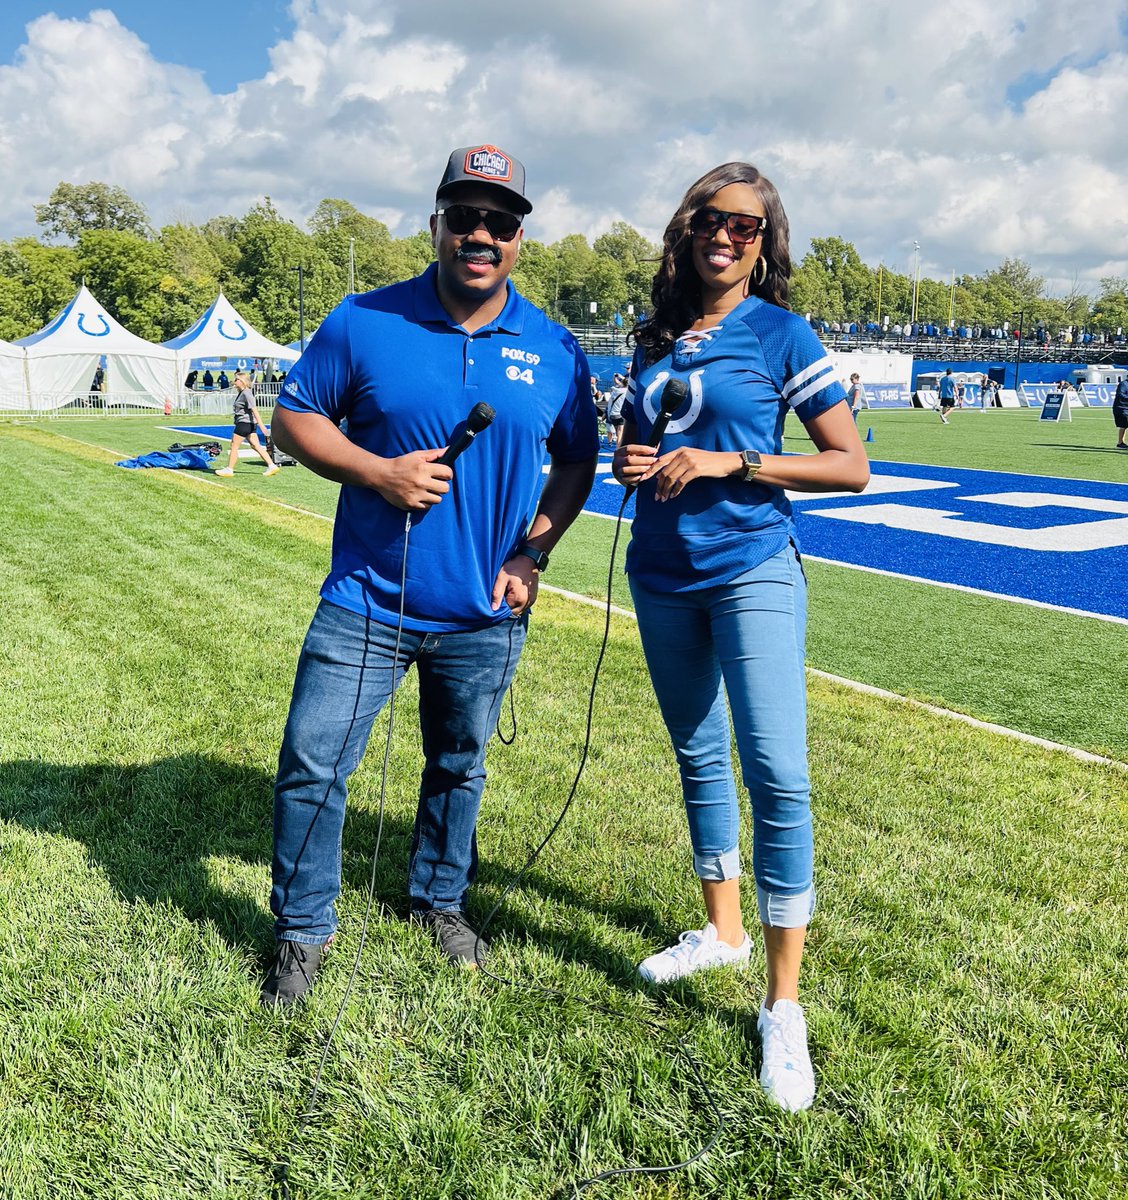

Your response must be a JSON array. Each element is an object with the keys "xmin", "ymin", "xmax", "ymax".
[{"xmin": 633, "ymin": 162, "xmax": 791, "ymax": 365}]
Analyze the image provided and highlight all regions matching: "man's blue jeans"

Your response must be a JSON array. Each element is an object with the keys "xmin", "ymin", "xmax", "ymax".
[
  {"xmin": 271, "ymin": 599, "xmax": 527, "ymax": 945},
  {"xmin": 629, "ymin": 546, "xmax": 814, "ymax": 928}
]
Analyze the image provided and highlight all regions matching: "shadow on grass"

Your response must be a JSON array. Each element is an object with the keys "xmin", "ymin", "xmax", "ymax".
[
  {"xmin": 1039, "ymin": 443, "xmax": 1128, "ymax": 454},
  {"xmin": 1, "ymin": 753, "xmax": 763, "ymax": 1065},
  {"xmin": 1, "ymin": 754, "xmax": 675, "ymax": 973}
]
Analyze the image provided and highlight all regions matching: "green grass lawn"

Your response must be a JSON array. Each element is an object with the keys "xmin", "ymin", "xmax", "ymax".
[
  {"xmin": 0, "ymin": 417, "xmax": 1125, "ymax": 1199},
  {"xmin": 12, "ymin": 408, "xmax": 1128, "ymax": 759}
]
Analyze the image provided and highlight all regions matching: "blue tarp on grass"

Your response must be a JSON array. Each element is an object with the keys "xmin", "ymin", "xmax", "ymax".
[{"xmin": 115, "ymin": 448, "xmax": 215, "ymax": 471}]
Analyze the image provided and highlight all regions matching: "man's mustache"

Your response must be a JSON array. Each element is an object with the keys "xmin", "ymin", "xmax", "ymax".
[{"xmin": 455, "ymin": 244, "xmax": 502, "ymax": 266}]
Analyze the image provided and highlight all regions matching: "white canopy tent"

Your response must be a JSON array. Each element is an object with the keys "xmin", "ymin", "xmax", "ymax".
[
  {"xmin": 14, "ymin": 285, "xmax": 177, "ymax": 411},
  {"xmin": 164, "ymin": 293, "xmax": 300, "ymax": 375},
  {"xmin": 164, "ymin": 293, "xmax": 301, "ymax": 413},
  {"xmin": 0, "ymin": 338, "xmax": 28, "ymax": 409}
]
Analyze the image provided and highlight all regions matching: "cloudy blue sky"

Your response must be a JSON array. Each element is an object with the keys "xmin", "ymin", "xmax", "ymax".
[{"xmin": 1, "ymin": 1, "xmax": 1126, "ymax": 293}]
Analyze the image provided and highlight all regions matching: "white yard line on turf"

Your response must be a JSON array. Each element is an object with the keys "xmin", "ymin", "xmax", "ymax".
[
  {"xmin": 801, "ymin": 555, "xmax": 1128, "ymax": 627},
  {"xmin": 49, "ymin": 430, "xmax": 1124, "ymax": 771},
  {"xmin": 542, "ymin": 584, "xmax": 1126, "ymax": 772}
]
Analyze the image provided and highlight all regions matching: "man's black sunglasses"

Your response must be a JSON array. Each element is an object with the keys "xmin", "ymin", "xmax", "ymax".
[
  {"xmin": 437, "ymin": 204, "xmax": 522, "ymax": 242},
  {"xmin": 690, "ymin": 207, "xmax": 768, "ymax": 243}
]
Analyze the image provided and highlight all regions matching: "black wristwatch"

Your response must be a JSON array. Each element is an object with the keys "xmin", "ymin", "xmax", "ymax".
[
  {"xmin": 516, "ymin": 542, "xmax": 549, "ymax": 573},
  {"xmin": 740, "ymin": 450, "xmax": 763, "ymax": 481}
]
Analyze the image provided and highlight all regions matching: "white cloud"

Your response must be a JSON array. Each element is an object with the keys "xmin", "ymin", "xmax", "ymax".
[{"xmin": 0, "ymin": 1, "xmax": 1125, "ymax": 291}]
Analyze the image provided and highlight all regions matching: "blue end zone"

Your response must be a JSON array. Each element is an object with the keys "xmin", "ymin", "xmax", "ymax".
[{"xmin": 582, "ymin": 453, "xmax": 1128, "ymax": 621}]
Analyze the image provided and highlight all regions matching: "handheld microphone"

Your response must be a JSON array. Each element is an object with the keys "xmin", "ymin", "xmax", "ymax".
[
  {"xmin": 438, "ymin": 402, "xmax": 496, "ymax": 467},
  {"xmin": 647, "ymin": 376, "xmax": 688, "ymax": 448},
  {"xmin": 625, "ymin": 377, "xmax": 688, "ymax": 495}
]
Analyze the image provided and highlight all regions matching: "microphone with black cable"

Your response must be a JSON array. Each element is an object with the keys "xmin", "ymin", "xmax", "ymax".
[{"xmin": 625, "ymin": 375, "xmax": 688, "ymax": 494}]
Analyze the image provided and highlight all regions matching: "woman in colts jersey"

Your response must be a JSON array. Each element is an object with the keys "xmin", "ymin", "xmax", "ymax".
[{"xmin": 612, "ymin": 162, "xmax": 868, "ymax": 1112}]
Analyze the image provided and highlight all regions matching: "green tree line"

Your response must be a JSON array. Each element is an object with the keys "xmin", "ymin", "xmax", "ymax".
[{"xmin": 1, "ymin": 181, "xmax": 1126, "ymax": 344}]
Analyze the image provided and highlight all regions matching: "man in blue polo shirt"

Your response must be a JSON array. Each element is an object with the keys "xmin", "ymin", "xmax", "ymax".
[{"xmin": 260, "ymin": 144, "xmax": 599, "ymax": 1007}]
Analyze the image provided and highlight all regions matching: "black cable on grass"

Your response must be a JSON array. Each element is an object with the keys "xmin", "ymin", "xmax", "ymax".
[
  {"xmin": 276, "ymin": 488, "xmax": 725, "ymax": 1198},
  {"xmin": 274, "ymin": 511, "xmax": 412, "ymax": 1200},
  {"xmin": 472, "ymin": 487, "xmax": 725, "ymax": 1195}
]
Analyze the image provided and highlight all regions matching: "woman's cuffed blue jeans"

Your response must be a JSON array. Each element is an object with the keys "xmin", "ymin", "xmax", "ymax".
[
  {"xmin": 270, "ymin": 598, "xmax": 526, "ymax": 945},
  {"xmin": 629, "ymin": 546, "xmax": 815, "ymax": 928}
]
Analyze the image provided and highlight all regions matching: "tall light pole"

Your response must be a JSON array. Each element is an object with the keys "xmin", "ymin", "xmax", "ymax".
[
  {"xmin": 1011, "ymin": 309, "xmax": 1026, "ymax": 394},
  {"xmin": 290, "ymin": 265, "xmax": 306, "ymax": 351},
  {"xmin": 910, "ymin": 241, "xmax": 921, "ymax": 325}
]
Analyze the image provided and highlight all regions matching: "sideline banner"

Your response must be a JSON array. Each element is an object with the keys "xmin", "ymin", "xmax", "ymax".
[
  {"xmin": 1081, "ymin": 384, "xmax": 1115, "ymax": 407},
  {"xmin": 859, "ymin": 383, "xmax": 913, "ymax": 409}
]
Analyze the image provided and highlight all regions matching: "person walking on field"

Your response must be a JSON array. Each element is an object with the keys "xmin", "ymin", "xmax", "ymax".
[
  {"xmin": 214, "ymin": 371, "xmax": 279, "ymax": 477},
  {"xmin": 847, "ymin": 372, "xmax": 865, "ymax": 423},
  {"xmin": 937, "ymin": 369, "xmax": 957, "ymax": 423}
]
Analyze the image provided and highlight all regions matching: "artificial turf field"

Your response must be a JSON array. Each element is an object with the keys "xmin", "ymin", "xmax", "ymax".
[{"xmin": 0, "ymin": 408, "xmax": 1124, "ymax": 1199}]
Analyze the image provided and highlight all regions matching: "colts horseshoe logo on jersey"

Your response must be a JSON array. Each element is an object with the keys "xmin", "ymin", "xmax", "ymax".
[{"xmin": 641, "ymin": 371, "xmax": 704, "ymax": 433}]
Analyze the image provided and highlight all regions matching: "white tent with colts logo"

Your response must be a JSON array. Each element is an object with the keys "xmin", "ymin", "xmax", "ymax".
[
  {"xmin": 13, "ymin": 284, "xmax": 177, "ymax": 410},
  {"xmin": 162, "ymin": 293, "xmax": 300, "ymax": 379}
]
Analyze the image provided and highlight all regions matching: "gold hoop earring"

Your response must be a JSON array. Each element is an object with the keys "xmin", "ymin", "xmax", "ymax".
[{"xmin": 752, "ymin": 256, "xmax": 768, "ymax": 287}]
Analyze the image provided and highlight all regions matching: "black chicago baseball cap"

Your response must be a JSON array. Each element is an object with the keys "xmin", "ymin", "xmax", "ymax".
[{"xmin": 436, "ymin": 144, "xmax": 532, "ymax": 215}]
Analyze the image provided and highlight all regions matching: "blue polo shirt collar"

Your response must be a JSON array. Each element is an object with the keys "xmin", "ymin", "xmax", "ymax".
[{"xmin": 412, "ymin": 262, "xmax": 525, "ymax": 336}]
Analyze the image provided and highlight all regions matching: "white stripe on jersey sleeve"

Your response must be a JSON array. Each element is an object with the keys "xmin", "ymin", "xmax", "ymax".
[
  {"xmin": 782, "ymin": 357, "xmax": 835, "ymax": 410},
  {"xmin": 788, "ymin": 365, "xmax": 840, "ymax": 411},
  {"xmin": 782, "ymin": 355, "xmax": 835, "ymax": 402}
]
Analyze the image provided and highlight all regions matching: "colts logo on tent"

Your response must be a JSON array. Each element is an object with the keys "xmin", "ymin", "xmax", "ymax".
[
  {"xmin": 218, "ymin": 319, "xmax": 247, "ymax": 341},
  {"xmin": 464, "ymin": 146, "xmax": 512, "ymax": 182},
  {"xmin": 77, "ymin": 313, "xmax": 110, "ymax": 337}
]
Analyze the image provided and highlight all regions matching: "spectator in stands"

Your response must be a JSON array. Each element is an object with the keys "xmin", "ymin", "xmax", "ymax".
[
  {"xmin": 214, "ymin": 370, "xmax": 279, "ymax": 478},
  {"xmin": 612, "ymin": 160, "xmax": 868, "ymax": 1115},
  {"xmin": 937, "ymin": 369, "xmax": 957, "ymax": 423},
  {"xmin": 1113, "ymin": 376, "xmax": 1128, "ymax": 449}
]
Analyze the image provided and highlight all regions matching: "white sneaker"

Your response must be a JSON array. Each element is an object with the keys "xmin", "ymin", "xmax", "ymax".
[
  {"xmin": 637, "ymin": 922, "xmax": 751, "ymax": 984},
  {"xmin": 757, "ymin": 998, "xmax": 815, "ymax": 1111},
  {"xmin": 214, "ymin": 466, "xmax": 234, "ymax": 477}
]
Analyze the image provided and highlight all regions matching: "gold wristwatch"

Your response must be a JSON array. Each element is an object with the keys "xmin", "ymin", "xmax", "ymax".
[{"xmin": 740, "ymin": 450, "xmax": 763, "ymax": 481}]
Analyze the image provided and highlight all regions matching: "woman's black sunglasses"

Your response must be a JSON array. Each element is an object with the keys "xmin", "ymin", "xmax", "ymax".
[
  {"xmin": 690, "ymin": 207, "xmax": 768, "ymax": 244},
  {"xmin": 437, "ymin": 204, "xmax": 522, "ymax": 242}
]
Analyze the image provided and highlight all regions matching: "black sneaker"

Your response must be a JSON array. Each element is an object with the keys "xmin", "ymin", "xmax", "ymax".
[
  {"xmin": 260, "ymin": 939, "xmax": 326, "ymax": 1008},
  {"xmin": 413, "ymin": 909, "xmax": 488, "ymax": 968}
]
